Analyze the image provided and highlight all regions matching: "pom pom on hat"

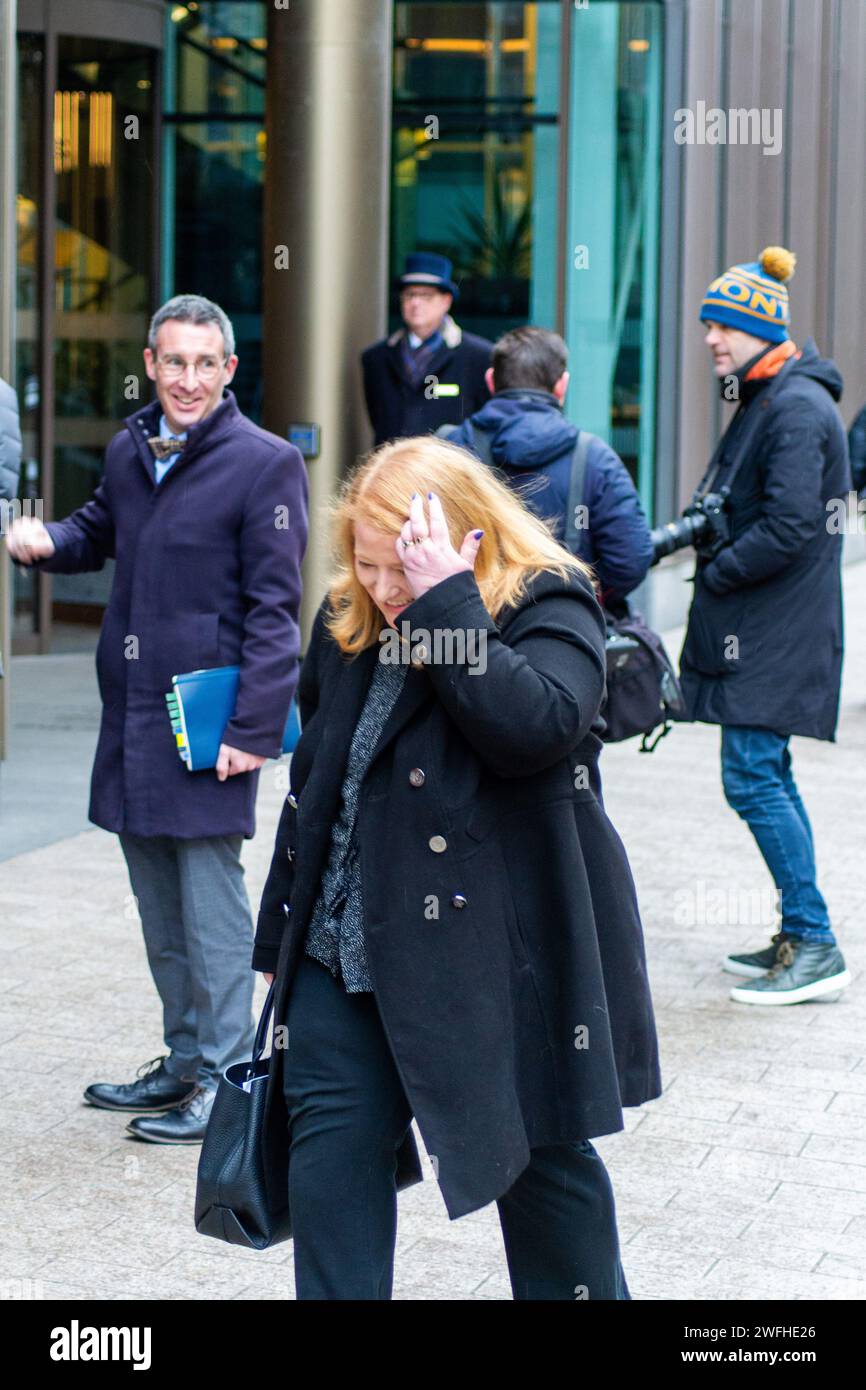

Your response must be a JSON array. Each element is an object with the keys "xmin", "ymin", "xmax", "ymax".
[{"xmin": 759, "ymin": 246, "xmax": 796, "ymax": 283}]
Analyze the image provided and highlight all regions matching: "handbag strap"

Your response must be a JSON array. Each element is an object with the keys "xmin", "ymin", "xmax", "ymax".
[{"xmin": 252, "ymin": 980, "xmax": 276, "ymax": 1064}]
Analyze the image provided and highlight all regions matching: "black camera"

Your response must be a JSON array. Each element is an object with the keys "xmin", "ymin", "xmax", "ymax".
[{"xmin": 649, "ymin": 491, "xmax": 731, "ymax": 565}]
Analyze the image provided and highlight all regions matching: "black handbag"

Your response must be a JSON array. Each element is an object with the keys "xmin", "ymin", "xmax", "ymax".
[
  {"xmin": 601, "ymin": 615, "xmax": 686, "ymax": 751},
  {"xmin": 194, "ymin": 981, "xmax": 293, "ymax": 1250}
]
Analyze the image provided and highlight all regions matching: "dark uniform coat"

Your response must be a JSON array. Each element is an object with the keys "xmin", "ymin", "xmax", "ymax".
[
  {"xmin": 252, "ymin": 565, "xmax": 661, "ymax": 1221},
  {"xmin": 361, "ymin": 316, "xmax": 493, "ymax": 446},
  {"xmin": 679, "ymin": 339, "xmax": 850, "ymax": 742},
  {"xmin": 31, "ymin": 390, "xmax": 309, "ymax": 838}
]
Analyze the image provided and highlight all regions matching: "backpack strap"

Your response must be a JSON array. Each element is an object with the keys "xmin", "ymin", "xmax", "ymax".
[
  {"xmin": 564, "ymin": 430, "xmax": 596, "ymax": 554},
  {"xmin": 436, "ymin": 419, "xmax": 495, "ymax": 468},
  {"xmin": 467, "ymin": 419, "xmax": 495, "ymax": 468}
]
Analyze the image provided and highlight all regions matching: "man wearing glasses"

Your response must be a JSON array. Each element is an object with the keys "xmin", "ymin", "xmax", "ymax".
[
  {"xmin": 7, "ymin": 294, "xmax": 309, "ymax": 1142},
  {"xmin": 361, "ymin": 252, "xmax": 493, "ymax": 446}
]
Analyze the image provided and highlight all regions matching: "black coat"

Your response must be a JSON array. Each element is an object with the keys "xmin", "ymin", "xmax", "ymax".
[
  {"xmin": 32, "ymin": 391, "xmax": 309, "ymax": 837},
  {"xmin": 253, "ymin": 565, "xmax": 661, "ymax": 1221},
  {"xmin": 679, "ymin": 339, "xmax": 850, "ymax": 741},
  {"xmin": 849, "ymin": 401, "xmax": 866, "ymax": 494},
  {"xmin": 361, "ymin": 320, "xmax": 493, "ymax": 446}
]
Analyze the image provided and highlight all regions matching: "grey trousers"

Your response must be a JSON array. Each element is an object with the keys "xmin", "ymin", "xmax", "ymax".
[{"xmin": 119, "ymin": 832, "xmax": 257, "ymax": 1091}]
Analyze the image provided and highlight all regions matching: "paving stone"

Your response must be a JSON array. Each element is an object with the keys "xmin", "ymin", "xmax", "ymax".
[
  {"xmin": 638, "ymin": 1111, "xmax": 809, "ymax": 1157},
  {"xmin": 767, "ymin": 1183, "xmax": 866, "ymax": 1220},
  {"xmin": 702, "ymin": 1257, "xmax": 866, "ymax": 1300}
]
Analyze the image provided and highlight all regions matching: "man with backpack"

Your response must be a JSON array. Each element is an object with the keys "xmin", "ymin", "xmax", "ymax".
[{"xmin": 441, "ymin": 326, "xmax": 653, "ymax": 618}]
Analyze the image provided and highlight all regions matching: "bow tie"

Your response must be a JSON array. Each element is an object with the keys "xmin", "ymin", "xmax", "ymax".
[{"xmin": 147, "ymin": 435, "xmax": 186, "ymax": 461}]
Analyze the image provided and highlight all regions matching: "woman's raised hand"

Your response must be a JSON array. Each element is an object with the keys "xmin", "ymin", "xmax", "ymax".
[{"xmin": 396, "ymin": 491, "xmax": 484, "ymax": 602}]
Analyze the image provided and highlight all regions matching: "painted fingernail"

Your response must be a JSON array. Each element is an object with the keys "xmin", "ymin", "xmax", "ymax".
[
  {"xmin": 427, "ymin": 491, "xmax": 433, "ymax": 499},
  {"xmin": 474, "ymin": 530, "xmax": 484, "ymax": 539},
  {"xmin": 411, "ymin": 492, "xmax": 417, "ymax": 499}
]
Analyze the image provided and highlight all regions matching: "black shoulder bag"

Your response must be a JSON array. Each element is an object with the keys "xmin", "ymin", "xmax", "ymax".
[
  {"xmin": 564, "ymin": 432, "xmax": 686, "ymax": 753},
  {"xmin": 195, "ymin": 980, "xmax": 294, "ymax": 1249}
]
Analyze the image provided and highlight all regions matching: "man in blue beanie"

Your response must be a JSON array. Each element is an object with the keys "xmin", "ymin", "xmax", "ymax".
[
  {"xmin": 680, "ymin": 247, "xmax": 851, "ymax": 1005},
  {"xmin": 361, "ymin": 253, "xmax": 493, "ymax": 446}
]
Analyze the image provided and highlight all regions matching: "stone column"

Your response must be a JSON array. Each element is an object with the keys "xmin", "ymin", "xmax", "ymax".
[{"xmin": 263, "ymin": 0, "xmax": 394, "ymax": 640}]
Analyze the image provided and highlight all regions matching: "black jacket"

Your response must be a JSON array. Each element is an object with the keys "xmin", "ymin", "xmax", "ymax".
[
  {"xmin": 361, "ymin": 317, "xmax": 492, "ymax": 446},
  {"xmin": 679, "ymin": 339, "xmax": 850, "ymax": 740},
  {"xmin": 253, "ymin": 565, "xmax": 661, "ymax": 1221},
  {"xmin": 848, "ymin": 401, "xmax": 866, "ymax": 494}
]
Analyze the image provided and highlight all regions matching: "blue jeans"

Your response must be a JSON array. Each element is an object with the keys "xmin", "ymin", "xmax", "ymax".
[
  {"xmin": 720, "ymin": 726, "xmax": 835, "ymax": 944},
  {"xmin": 281, "ymin": 953, "xmax": 631, "ymax": 1300}
]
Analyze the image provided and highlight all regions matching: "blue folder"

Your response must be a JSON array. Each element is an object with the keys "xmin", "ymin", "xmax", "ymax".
[{"xmin": 164, "ymin": 665, "xmax": 301, "ymax": 772}]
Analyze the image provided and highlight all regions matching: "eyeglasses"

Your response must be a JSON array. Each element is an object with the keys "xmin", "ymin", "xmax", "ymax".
[
  {"xmin": 155, "ymin": 355, "xmax": 227, "ymax": 382},
  {"xmin": 400, "ymin": 287, "xmax": 441, "ymax": 303}
]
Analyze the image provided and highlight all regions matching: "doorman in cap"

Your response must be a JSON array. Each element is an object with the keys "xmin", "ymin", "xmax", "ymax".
[{"xmin": 361, "ymin": 252, "xmax": 493, "ymax": 446}]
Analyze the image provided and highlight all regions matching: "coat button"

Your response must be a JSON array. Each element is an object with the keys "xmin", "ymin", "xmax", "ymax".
[
  {"xmin": 408, "ymin": 767, "xmax": 426, "ymax": 787},
  {"xmin": 429, "ymin": 834, "xmax": 447, "ymax": 853},
  {"xmin": 286, "ymin": 846, "xmax": 296, "ymax": 862},
  {"xmin": 287, "ymin": 792, "xmax": 298, "ymax": 808},
  {"xmin": 451, "ymin": 893, "xmax": 467, "ymax": 908}
]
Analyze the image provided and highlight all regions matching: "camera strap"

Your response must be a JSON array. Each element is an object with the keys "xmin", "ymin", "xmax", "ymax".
[{"xmin": 695, "ymin": 350, "xmax": 800, "ymax": 502}]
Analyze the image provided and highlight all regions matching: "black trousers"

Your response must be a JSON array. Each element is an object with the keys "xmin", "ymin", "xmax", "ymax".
[{"xmin": 282, "ymin": 954, "xmax": 631, "ymax": 1301}]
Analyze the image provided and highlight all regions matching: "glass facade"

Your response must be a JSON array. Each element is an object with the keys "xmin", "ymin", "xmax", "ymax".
[
  {"xmin": 14, "ymin": 34, "xmax": 44, "ymax": 641},
  {"xmin": 163, "ymin": 0, "xmax": 266, "ymax": 419},
  {"xmin": 565, "ymin": 0, "xmax": 662, "ymax": 511},
  {"xmin": 53, "ymin": 37, "xmax": 157, "ymax": 550},
  {"xmin": 11, "ymin": 0, "xmax": 663, "ymax": 652},
  {"xmin": 391, "ymin": 0, "xmax": 663, "ymax": 503},
  {"xmin": 14, "ymin": 24, "xmax": 157, "ymax": 645},
  {"xmin": 163, "ymin": 0, "xmax": 663, "ymax": 492},
  {"xmin": 392, "ymin": 1, "xmax": 561, "ymax": 342}
]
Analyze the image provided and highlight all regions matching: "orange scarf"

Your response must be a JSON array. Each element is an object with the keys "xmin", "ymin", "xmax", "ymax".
[{"xmin": 744, "ymin": 339, "xmax": 800, "ymax": 381}]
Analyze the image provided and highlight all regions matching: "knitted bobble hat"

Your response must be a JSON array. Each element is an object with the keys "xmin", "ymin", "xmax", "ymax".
[{"xmin": 700, "ymin": 246, "xmax": 796, "ymax": 342}]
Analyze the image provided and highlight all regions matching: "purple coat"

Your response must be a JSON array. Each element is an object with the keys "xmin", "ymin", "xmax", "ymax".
[{"xmin": 35, "ymin": 390, "xmax": 309, "ymax": 838}]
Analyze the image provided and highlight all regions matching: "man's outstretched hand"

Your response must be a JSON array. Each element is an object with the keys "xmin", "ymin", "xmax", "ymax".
[{"xmin": 6, "ymin": 517, "xmax": 55, "ymax": 565}]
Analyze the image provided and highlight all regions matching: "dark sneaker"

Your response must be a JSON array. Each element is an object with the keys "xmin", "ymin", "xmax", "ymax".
[
  {"xmin": 84, "ymin": 1056, "xmax": 197, "ymax": 1113},
  {"xmin": 723, "ymin": 931, "xmax": 792, "ymax": 978},
  {"xmin": 730, "ymin": 940, "xmax": 851, "ymax": 1006},
  {"xmin": 125, "ymin": 1085, "xmax": 216, "ymax": 1144}
]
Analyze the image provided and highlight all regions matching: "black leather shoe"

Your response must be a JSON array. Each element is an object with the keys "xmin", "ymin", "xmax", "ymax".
[
  {"xmin": 125, "ymin": 1085, "xmax": 217, "ymax": 1144},
  {"xmin": 84, "ymin": 1056, "xmax": 197, "ymax": 1113}
]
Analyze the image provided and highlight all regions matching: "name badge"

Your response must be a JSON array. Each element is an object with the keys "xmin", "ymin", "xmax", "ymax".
[{"xmin": 433, "ymin": 383, "xmax": 460, "ymax": 398}]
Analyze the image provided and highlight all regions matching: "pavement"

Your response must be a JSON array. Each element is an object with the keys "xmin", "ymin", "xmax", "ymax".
[{"xmin": 1, "ymin": 564, "xmax": 866, "ymax": 1301}]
